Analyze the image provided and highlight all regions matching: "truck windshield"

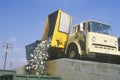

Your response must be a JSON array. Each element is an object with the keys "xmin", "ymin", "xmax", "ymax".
[{"xmin": 88, "ymin": 21, "xmax": 112, "ymax": 35}]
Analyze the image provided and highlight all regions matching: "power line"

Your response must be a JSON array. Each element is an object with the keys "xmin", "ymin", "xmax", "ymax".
[{"xmin": 2, "ymin": 43, "xmax": 12, "ymax": 69}]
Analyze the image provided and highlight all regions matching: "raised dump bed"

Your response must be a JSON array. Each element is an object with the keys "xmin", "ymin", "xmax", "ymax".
[{"xmin": 0, "ymin": 74, "xmax": 60, "ymax": 80}]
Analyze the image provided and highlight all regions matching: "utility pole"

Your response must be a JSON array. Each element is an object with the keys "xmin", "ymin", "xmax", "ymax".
[
  {"xmin": 10, "ymin": 62, "xmax": 12, "ymax": 69},
  {"xmin": 2, "ymin": 43, "xmax": 12, "ymax": 70}
]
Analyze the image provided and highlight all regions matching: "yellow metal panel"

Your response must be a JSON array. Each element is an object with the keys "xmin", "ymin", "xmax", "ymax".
[{"xmin": 51, "ymin": 10, "xmax": 72, "ymax": 48}]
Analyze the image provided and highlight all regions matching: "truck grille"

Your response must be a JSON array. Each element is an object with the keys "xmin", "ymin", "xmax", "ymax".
[{"xmin": 93, "ymin": 44, "xmax": 116, "ymax": 51}]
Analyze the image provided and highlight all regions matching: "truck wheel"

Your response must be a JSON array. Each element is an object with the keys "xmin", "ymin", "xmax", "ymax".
[{"xmin": 66, "ymin": 43, "xmax": 79, "ymax": 59}]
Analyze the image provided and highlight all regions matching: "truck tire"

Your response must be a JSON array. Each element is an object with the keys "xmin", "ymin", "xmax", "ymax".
[{"xmin": 66, "ymin": 43, "xmax": 79, "ymax": 59}]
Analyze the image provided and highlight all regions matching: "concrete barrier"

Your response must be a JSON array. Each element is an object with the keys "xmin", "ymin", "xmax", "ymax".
[{"xmin": 47, "ymin": 58, "xmax": 120, "ymax": 80}]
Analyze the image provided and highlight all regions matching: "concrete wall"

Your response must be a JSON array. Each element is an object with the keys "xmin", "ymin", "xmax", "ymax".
[{"xmin": 47, "ymin": 58, "xmax": 120, "ymax": 80}]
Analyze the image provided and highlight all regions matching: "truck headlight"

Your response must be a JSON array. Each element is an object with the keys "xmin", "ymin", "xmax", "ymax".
[
  {"xmin": 114, "ymin": 41, "xmax": 118, "ymax": 45},
  {"xmin": 92, "ymin": 37, "xmax": 96, "ymax": 42}
]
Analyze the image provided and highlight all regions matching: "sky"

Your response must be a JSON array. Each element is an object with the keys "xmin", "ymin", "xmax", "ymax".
[{"xmin": 0, "ymin": 0, "xmax": 120, "ymax": 69}]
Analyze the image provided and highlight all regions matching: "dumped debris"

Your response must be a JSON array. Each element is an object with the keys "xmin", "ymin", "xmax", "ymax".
[{"xmin": 25, "ymin": 39, "xmax": 51, "ymax": 75}]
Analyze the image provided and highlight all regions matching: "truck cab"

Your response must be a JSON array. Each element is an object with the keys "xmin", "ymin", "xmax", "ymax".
[{"xmin": 66, "ymin": 20, "xmax": 120, "ymax": 62}]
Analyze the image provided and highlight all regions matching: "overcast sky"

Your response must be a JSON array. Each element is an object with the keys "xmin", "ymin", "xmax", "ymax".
[{"xmin": 0, "ymin": 0, "xmax": 120, "ymax": 69}]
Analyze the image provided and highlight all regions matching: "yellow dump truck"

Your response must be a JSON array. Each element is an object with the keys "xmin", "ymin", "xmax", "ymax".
[{"xmin": 42, "ymin": 9, "xmax": 120, "ymax": 63}]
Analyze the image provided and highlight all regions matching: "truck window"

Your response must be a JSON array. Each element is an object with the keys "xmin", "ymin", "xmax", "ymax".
[
  {"xmin": 77, "ymin": 25, "xmax": 80, "ymax": 31},
  {"xmin": 72, "ymin": 27, "xmax": 76, "ymax": 33},
  {"xmin": 88, "ymin": 21, "xmax": 112, "ymax": 35},
  {"xmin": 72, "ymin": 25, "xmax": 80, "ymax": 33}
]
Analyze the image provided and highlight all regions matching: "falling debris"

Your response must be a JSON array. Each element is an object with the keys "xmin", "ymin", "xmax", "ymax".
[{"xmin": 25, "ymin": 39, "xmax": 51, "ymax": 75}]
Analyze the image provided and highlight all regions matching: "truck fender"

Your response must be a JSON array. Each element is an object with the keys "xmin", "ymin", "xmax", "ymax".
[{"xmin": 65, "ymin": 41, "xmax": 82, "ymax": 55}]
